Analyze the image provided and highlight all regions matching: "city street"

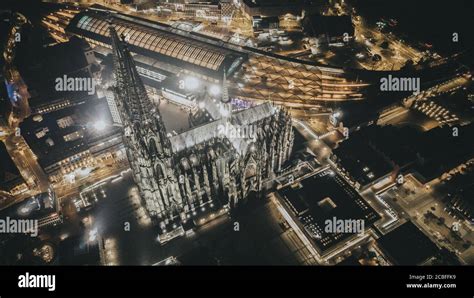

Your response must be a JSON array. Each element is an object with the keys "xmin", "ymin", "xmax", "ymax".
[
  {"xmin": 293, "ymin": 119, "xmax": 333, "ymax": 164},
  {"xmin": 1, "ymin": 0, "xmax": 473, "ymax": 275},
  {"xmin": 353, "ymin": 13, "xmax": 423, "ymax": 70},
  {"xmin": 84, "ymin": 171, "xmax": 315, "ymax": 265},
  {"xmin": 380, "ymin": 175, "xmax": 474, "ymax": 263}
]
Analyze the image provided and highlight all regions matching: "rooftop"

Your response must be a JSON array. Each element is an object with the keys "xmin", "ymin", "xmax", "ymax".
[
  {"xmin": 0, "ymin": 190, "xmax": 57, "ymax": 220},
  {"xmin": 14, "ymin": 36, "xmax": 95, "ymax": 111},
  {"xmin": 242, "ymin": 0, "xmax": 313, "ymax": 8},
  {"xmin": 67, "ymin": 9, "xmax": 247, "ymax": 78},
  {"xmin": 332, "ymin": 128, "xmax": 394, "ymax": 187},
  {"xmin": 0, "ymin": 142, "xmax": 24, "ymax": 192},
  {"xmin": 57, "ymin": 235, "xmax": 101, "ymax": 265},
  {"xmin": 413, "ymin": 122, "xmax": 474, "ymax": 182},
  {"xmin": 278, "ymin": 168, "xmax": 380, "ymax": 252},
  {"xmin": 302, "ymin": 15, "xmax": 354, "ymax": 38},
  {"xmin": 169, "ymin": 102, "xmax": 276, "ymax": 154},
  {"xmin": 377, "ymin": 221, "xmax": 439, "ymax": 265},
  {"xmin": 20, "ymin": 98, "xmax": 120, "ymax": 168}
]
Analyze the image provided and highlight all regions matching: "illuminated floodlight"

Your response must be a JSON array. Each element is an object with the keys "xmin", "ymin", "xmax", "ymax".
[
  {"xmin": 220, "ymin": 106, "xmax": 230, "ymax": 117},
  {"xmin": 209, "ymin": 84, "xmax": 221, "ymax": 96},
  {"xmin": 88, "ymin": 228, "xmax": 98, "ymax": 242},
  {"xmin": 93, "ymin": 120, "xmax": 106, "ymax": 131},
  {"xmin": 184, "ymin": 76, "xmax": 200, "ymax": 90}
]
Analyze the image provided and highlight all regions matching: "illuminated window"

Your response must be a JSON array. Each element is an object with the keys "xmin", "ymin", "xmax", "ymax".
[{"xmin": 63, "ymin": 131, "xmax": 84, "ymax": 142}]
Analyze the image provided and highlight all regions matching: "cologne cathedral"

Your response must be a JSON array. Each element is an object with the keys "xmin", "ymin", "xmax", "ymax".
[{"xmin": 109, "ymin": 26, "xmax": 294, "ymax": 242}]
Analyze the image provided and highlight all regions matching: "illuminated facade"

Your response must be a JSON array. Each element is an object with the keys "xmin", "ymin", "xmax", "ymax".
[
  {"xmin": 159, "ymin": 1, "xmax": 222, "ymax": 21},
  {"xmin": 232, "ymin": 53, "xmax": 368, "ymax": 105},
  {"xmin": 110, "ymin": 25, "xmax": 294, "ymax": 242}
]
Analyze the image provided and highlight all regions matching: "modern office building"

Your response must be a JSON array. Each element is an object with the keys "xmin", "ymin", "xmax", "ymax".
[{"xmin": 20, "ymin": 98, "xmax": 123, "ymax": 182}]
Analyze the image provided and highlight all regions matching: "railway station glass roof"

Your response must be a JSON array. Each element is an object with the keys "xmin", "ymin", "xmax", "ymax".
[{"xmin": 75, "ymin": 14, "xmax": 228, "ymax": 71}]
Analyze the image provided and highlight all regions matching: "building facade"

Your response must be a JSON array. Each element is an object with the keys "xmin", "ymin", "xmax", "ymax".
[
  {"xmin": 110, "ymin": 25, "xmax": 294, "ymax": 242},
  {"xmin": 156, "ymin": 0, "xmax": 235, "ymax": 21}
]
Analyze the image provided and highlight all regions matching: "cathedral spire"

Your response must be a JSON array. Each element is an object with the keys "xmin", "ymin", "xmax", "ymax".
[
  {"xmin": 220, "ymin": 68, "xmax": 231, "ymax": 118},
  {"xmin": 109, "ymin": 25, "xmax": 171, "ymax": 157}
]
